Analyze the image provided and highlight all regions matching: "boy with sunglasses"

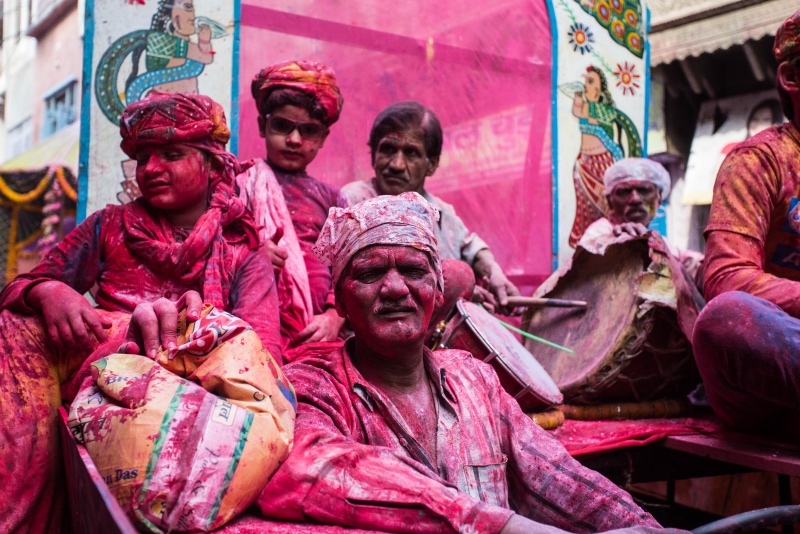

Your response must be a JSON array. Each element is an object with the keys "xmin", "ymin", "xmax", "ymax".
[{"xmin": 236, "ymin": 60, "xmax": 347, "ymax": 354}]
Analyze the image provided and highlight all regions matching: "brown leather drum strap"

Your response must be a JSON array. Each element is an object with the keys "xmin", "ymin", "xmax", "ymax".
[
  {"xmin": 560, "ymin": 398, "xmax": 692, "ymax": 421},
  {"xmin": 528, "ymin": 409, "xmax": 565, "ymax": 430}
]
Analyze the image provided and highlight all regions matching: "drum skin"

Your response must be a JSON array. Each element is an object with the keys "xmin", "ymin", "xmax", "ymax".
[
  {"xmin": 521, "ymin": 239, "xmax": 700, "ymax": 405},
  {"xmin": 440, "ymin": 300, "xmax": 562, "ymax": 412}
]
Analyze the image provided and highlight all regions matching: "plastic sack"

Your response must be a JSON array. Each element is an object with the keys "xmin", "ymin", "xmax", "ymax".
[{"xmin": 68, "ymin": 305, "xmax": 296, "ymax": 532}]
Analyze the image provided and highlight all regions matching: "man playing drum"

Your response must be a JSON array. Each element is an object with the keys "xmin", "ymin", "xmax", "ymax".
[
  {"xmin": 255, "ymin": 192, "xmax": 668, "ymax": 534},
  {"xmin": 579, "ymin": 157, "xmax": 704, "ymax": 289},
  {"xmin": 694, "ymin": 10, "xmax": 800, "ymax": 437},
  {"xmin": 340, "ymin": 101, "xmax": 520, "ymax": 315}
]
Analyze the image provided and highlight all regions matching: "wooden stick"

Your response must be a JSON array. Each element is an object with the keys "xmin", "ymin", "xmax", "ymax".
[{"xmin": 507, "ymin": 296, "xmax": 588, "ymax": 308}]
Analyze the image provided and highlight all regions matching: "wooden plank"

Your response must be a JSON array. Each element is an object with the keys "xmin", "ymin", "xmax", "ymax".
[
  {"xmin": 663, "ymin": 433, "xmax": 800, "ymax": 477},
  {"xmin": 58, "ymin": 407, "xmax": 138, "ymax": 534}
]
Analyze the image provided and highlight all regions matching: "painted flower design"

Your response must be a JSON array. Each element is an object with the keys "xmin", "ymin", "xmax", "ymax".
[
  {"xmin": 568, "ymin": 23, "xmax": 595, "ymax": 54},
  {"xmin": 613, "ymin": 61, "xmax": 641, "ymax": 96}
]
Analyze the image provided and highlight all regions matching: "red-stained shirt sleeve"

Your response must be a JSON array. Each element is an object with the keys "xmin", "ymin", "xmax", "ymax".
[
  {"xmin": 0, "ymin": 210, "xmax": 104, "ymax": 314},
  {"xmin": 703, "ymin": 146, "xmax": 800, "ymax": 317},
  {"xmin": 229, "ymin": 246, "xmax": 283, "ymax": 363},
  {"xmin": 257, "ymin": 363, "xmax": 514, "ymax": 533},
  {"xmin": 482, "ymin": 366, "xmax": 661, "ymax": 532}
]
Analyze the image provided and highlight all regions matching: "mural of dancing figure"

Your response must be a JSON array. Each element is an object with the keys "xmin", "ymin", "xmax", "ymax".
[
  {"xmin": 95, "ymin": 0, "xmax": 226, "ymax": 126},
  {"xmin": 569, "ymin": 65, "xmax": 641, "ymax": 247}
]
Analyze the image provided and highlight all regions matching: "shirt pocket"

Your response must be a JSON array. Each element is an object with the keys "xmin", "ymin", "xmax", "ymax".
[{"xmin": 463, "ymin": 455, "xmax": 509, "ymax": 508}]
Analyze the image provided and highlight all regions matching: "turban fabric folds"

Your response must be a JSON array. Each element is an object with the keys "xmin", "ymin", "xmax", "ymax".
[
  {"xmin": 603, "ymin": 157, "xmax": 671, "ymax": 198},
  {"xmin": 775, "ymin": 10, "xmax": 800, "ymax": 63},
  {"xmin": 251, "ymin": 60, "xmax": 343, "ymax": 126},
  {"xmin": 313, "ymin": 192, "xmax": 443, "ymax": 290},
  {"xmin": 118, "ymin": 92, "xmax": 258, "ymax": 308}
]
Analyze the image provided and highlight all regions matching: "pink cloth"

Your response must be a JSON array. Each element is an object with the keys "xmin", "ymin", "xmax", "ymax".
[
  {"xmin": 313, "ymin": 192, "xmax": 444, "ymax": 289},
  {"xmin": 235, "ymin": 159, "xmax": 315, "ymax": 351},
  {"xmin": 256, "ymin": 342, "xmax": 659, "ymax": 533},
  {"xmin": 579, "ymin": 217, "xmax": 704, "ymax": 288},
  {"xmin": 251, "ymin": 60, "xmax": 344, "ymax": 126},
  {"xmin": 272, "ymin": 167, "xmax": 346, "ymax": 315},
  {"xmin": 0, "ymin": 203, "xmax": 281, "ymax": 359},
  {"xmin": 340, "ymin": 178, "xmax": 490, "ymax": 265},
  {"xmin": 552, "ymin": 417, "xmax": 724, "ymax": 456}
]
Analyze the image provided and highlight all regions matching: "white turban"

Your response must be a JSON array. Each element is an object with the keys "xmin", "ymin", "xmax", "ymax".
[
  {"xmin": 603, "ymin": 158, "xmax": 671, "ymax": 198},
  {"xmin": 313, "ymin": 192, "xmax": 443, "ymax": 290}
]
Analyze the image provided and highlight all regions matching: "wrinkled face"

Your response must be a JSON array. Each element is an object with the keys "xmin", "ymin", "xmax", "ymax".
[
  {"xmin": 171, "ymin": 1, "xmax": 196, "ymax": 36},
  {"xmin": 607, "ymin": 179, "xmax": 661, "ymax": 226},
  {"xmin": 373, "ymin": 129, "xmax": 437, "ymax": 196},
  {"xmin": 584, "ymin": 71, "xmax": 601, "ymax": 102},
  {"xmin": 259, "ymin": 105, "xmax": 328, "ymax": 173},
  {"xmin": 135, "ymin": 143, "xmax": 210, "ymax": 216},
  {"xmin": 337, "ymin": 245, "xmax": 442, "ymax": 349}
]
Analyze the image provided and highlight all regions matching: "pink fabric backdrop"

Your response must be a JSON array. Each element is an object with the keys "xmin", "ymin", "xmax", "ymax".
[{"xmin": 238, "ymin": 0, "xmax": 553, "ymax": 287}]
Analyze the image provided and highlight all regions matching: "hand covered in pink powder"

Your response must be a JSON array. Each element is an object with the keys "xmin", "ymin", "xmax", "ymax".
[
  {"xmin": 266, "ymin": 227, "xmax": 288, "ymax": 276},
  {"xmin": 296, "ymin": 307, "xmax": 344, "ymax": 344},
  {"xmin": 118, "ymin": 290, "xmax": 203, "ymax": 359},
  {"xmin": 473, "ymin": 249, "xmax": 520, "ymax": 316},
  {"xmin": 27, "ymin": 280, "xmax": 111, "ymax": 353},
  {"xmin": 612, "ymin": 222, "xmax": 649, "ymax": 238}
]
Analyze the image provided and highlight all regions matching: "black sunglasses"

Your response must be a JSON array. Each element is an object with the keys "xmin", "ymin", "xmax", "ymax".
[{"xmin": 266, "ymin": 114, "xmax": 327, "ymax": 140}]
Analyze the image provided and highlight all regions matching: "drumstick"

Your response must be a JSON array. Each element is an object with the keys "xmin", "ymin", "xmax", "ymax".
[
  {"xmin": 492, "ymin": 315, "xmax": 575, "ymax": 354},
  {"xmin": 506, "ymin": 296, "xmax": 588, "ymax": 308}
]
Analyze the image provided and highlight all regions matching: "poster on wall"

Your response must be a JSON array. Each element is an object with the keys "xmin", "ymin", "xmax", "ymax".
[
  {"xmin": 78, "ymin": 0, "xmax": 239, "ymax": 219},
  {"xmin": 548, "ymin": 0, "xmax": 649, "ymax": 264},
  {"xmin": 682, "ymin": 89, "xmax": 784, "ymax": 206}
]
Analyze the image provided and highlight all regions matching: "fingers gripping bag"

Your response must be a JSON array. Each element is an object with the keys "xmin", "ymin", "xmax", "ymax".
[{"xmin": 68, "ymin": 305, "xmax": 296, "ymax": 532}]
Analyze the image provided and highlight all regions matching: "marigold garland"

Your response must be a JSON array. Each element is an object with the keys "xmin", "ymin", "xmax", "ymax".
[{"xmin": 0, "ymin": 167, "xmax": 54, "ymax": 204}]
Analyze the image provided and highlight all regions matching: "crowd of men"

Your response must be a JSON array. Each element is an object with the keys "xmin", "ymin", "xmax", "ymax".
[{"xmin": 2, "ymin": 8, "xmax": 800, "ymax": 534}]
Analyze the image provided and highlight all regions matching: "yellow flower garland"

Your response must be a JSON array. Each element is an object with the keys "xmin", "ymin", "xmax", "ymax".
[{"xmin": 0, "ymin": 167, "xmax": 54, "ymax": 204}]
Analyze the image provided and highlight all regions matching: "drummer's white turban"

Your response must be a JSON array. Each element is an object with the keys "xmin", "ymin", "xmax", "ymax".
[
  {"xmin": 603, "ymin": 158, "xmax": 671, "ymax": 199},
  {"xmin": 313, "ymin": 192, "xmax": 444, "ymax": 290}
]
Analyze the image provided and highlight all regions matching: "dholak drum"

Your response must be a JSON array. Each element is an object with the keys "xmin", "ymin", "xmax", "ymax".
[
  {"xmin": 439, "ymin": 300, "xmax": 562, "ymax": 412},
  {"xmin": 521, "ymin": 238, "xmax": 701, "ymax": 405}
]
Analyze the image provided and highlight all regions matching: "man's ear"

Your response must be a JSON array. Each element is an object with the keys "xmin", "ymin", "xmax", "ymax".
[
  {"xmin": 257, "ymin": 116, "xmax": 267, "ymax": 139},
  {"xmin": 778, "ymin": 61, "xmax": 800, "ymax": 96},
  {"xmin": 426, "ymin": 156, "xmax": 440, "ymax": 176},
  {"xmin": 435, "ymin": 287, "xmax": 444, "ymax": 309}
]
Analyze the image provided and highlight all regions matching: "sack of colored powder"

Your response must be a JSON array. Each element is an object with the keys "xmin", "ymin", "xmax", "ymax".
[{"xmin": 68, "ymin": 305, "xmax": 296, "ymax": 532}]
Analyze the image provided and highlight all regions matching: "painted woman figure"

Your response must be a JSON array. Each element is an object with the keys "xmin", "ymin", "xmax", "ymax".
[
  {"xmin": 95, "ymin": 0, "xmax": 224, "ymax": 125},
  {"xmin": 570, "ymin": 65, "xmax": 639, "ymax": 247}
]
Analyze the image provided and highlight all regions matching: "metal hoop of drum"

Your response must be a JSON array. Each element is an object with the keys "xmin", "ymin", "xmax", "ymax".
[
  {"xmin": 439, "ymin": 300, "xmax": 562, "ymax": 412},
  {"xmin": 521, "ymin": 238, "xmax": 702, "ymax": 405}
]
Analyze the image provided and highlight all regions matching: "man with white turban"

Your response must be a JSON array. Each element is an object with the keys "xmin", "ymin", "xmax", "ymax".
[
  {"xmin": 578, "ymin": 157, "xmax": 704, "ymax": 288},
  {"xmin": 254, "ymin": 192, "xmax": 670, "ymax": 534}
]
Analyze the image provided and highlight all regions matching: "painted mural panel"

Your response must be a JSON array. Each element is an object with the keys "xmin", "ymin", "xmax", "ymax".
[
  {"xmin": 549, "ymin": 0, "xmax": 649, "ymax": 262},
  {"xmin": 79, "ymin": 0, "xmax": 238, "ymax": 218}
]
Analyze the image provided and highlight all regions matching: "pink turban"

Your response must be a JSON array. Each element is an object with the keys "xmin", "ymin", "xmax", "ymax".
[
  {"xmin": 313, "ymin": 192, "xmax": 443, "ymax": 290},
  {"xmin": 775, "ymin": 10, "xmax": 800, "ymax": 63},
  {"xmin": 603, "ymin": 158, "xmax": 671, "ymax": 198},
  {"xmin": 251, "ymin": 60, "xmax": 344, "ymax": 126}
]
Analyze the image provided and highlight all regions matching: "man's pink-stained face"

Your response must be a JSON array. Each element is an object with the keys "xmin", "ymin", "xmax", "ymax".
[
  {"xmin": 607, "ymin": 179, "xmax": 661, "ymax": 226},
  {"xmin": 259, "ymin": 104, "xmax": 328, "ymax": 173},
  {"xmin": 135, "ymin": 143, "xmax": 211, "ymax": 218},
  {"xmin": 373, "ymin": 129, "xmax": 438, "ymax": 196},
  {"xmin": 336, "ymin": 245, "xmax": 443, "ymax": 350}
]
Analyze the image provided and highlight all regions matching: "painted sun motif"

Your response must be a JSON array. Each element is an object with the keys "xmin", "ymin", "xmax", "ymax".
[
  {"xmin": 613, "ymin": 61, "xmax": 641, "ymax": 96},
  {"xmin": 567, "ymin": 23, "xmax": 595, "ymax": 54}
]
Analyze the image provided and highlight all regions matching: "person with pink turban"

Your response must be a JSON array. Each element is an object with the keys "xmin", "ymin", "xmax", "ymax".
[
  {"xmin": 255, "ymin": 192, "xmax": 664, "ymax": 534},
  {"xmin": 0, "ymin": 92, "xmax": 280, "ymax": 531},
  {"xmin": 236, "ymin": 60, "xmax": 347, "ymax": 357},
  {"xmin": 576, "ymin": 157, "xmax": 704, "ymax": 288}
]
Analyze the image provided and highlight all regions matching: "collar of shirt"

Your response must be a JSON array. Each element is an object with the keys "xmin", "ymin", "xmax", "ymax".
[{"xmin": 339, "ymin": 337, "xmax": 458, "ymax": 472}]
